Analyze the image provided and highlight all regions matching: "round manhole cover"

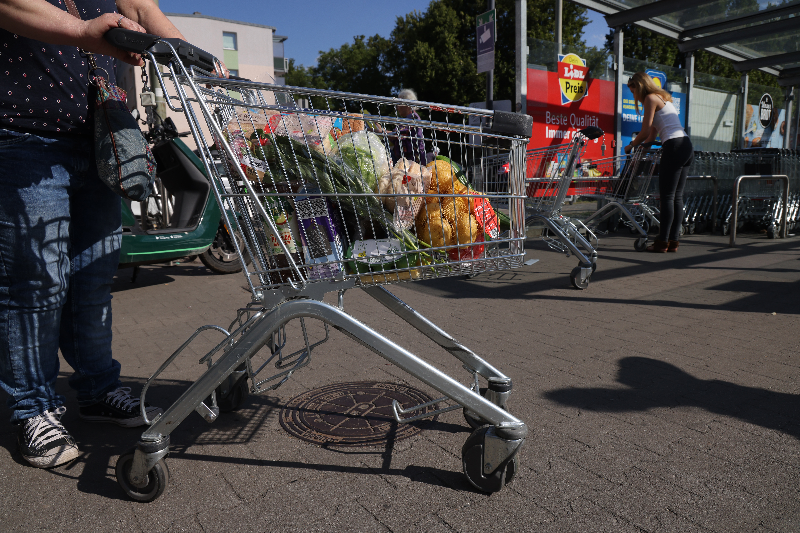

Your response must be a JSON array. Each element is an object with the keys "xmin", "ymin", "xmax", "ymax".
[{"xmin": 280, "ymin": 381, "xmax": 439, "ymax": 447}]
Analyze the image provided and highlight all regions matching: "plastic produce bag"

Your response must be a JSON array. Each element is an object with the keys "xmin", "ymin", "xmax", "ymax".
[
  {"xmin": 378, "ymin": 158, "xmax": 431, "ymax": 231},
  {"xmin": 333, "ymin": 131, "xmax": 391, "ymax": 192}
]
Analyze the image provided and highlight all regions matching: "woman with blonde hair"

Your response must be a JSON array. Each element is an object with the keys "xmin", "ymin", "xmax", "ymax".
[{"xmin": 625, "ymin": 72, "xmax": 693, "ymax": 253}]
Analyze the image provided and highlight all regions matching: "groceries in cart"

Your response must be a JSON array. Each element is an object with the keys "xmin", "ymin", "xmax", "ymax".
[
  {"xmin": 104, "ymin": 28, "xmax": 532, "ymax": 504},
  {"xmin": 217, "ymin": 106, "xmax": 507, "ymax": 285}
]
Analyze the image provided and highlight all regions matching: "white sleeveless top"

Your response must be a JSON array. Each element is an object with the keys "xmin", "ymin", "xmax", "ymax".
[{"xmin": 651, "ymin": 99, "xmax": 686, "ymax": 142}]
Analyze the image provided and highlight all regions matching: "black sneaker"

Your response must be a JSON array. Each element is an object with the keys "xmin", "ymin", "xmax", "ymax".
[
  {"xmin": 18, "ymin": 406, "xmax": 80, "ymax": 468},
  {"xmin": 79, "ymin": 387, "xmax": 162, "ymax": 428}
]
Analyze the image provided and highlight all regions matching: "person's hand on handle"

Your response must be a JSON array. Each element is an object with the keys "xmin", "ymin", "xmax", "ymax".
[
  {"xmin": 0, "ymin": 0, "xmax": 187, "ymax": 66},
  {"xmin": 78, "ymin": 12, "xmax": 148, "ymax": 66}
]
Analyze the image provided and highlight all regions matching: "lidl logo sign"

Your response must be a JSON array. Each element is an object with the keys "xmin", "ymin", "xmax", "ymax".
[
  {"xmin": 646, "ymin": 69, "xmax": 667, "ymax": 90},
  {"xmin": 558, "ymin": 53, "xmax": 588, "ymax": 105}
]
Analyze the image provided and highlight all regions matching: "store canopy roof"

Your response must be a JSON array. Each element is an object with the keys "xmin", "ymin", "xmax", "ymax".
[{"xmin": 570, "ymin": 0, "xmax": 800, "ymax": 85}]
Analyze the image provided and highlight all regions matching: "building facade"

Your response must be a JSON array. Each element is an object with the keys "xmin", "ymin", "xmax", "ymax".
[{"xmin": 119, "ymin": 12, "xmax": 287, "ymax": 149}]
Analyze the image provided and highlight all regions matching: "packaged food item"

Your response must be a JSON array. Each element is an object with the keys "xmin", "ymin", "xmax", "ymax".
[
  {"xmin": 377, "ymin": 158, "xmax": 431, "ymax": 231},
  {"xmin": 345, "ymin": 238, "xmax": 412, "ymax": 273},
  {"xmin": 263, "ymin": 196, "xmax": 303, "ymax": 284},
  {"xmin": 294, "ymin": 186, "xmax": 346, "ymax": 280},
  {"xmin": 331, "ymin": 113, "xmax": 366, "ymax": 139},
  {"xmin": 447, "ymin": 231, "xmax": 484, "ymax": 262},
  {"xmin": 425, "ymin": 159, "xmax": 468, "ymax": 199},
  {"xmin": 415, "ymin": 203, "xmax": 452, "ymax": 248},
  {"xmin": 333, "ymin": 131, "xmax": 391, "ymax": 192},
  {"xmin": 468, "ymin": 190, "xmax": 500, "ymax": 239}
]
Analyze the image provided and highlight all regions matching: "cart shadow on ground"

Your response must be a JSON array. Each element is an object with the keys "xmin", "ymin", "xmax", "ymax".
[
  {"xmin": 402, "ymin": 235, "xmax": 800, "ymax": 315},
  {"xmin": 543, "ymin": 356, "xmax": 800, "ymax": 440},
  {"xmin": 111, "ymin": 260, "xmax": 216, "ymax": 293},
  {"xmin": 0, "ymin": 374, "xmax": 473, "ymax": 501}
]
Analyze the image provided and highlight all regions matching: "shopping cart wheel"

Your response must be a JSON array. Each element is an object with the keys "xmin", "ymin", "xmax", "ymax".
[
  {"xmin": 634, "ymin": 237, "xmax": 648, "ymax": 252},
  {"xmin": 570, "ymin": 266, "xmax": 591, "ymax": 290},
  {"xmin": 217, "ymin": 374, "xmax": 249, "ymax": 412},
  {"xmin": 116, "ymin": 448, "xmax": 169, "ymax": 502},
  {"xmin": 462, "ymin": 425, "xmax": 519, "ymax": 493},
  {"xmin": 206, "ymin": 364, "xmax": 249, "ymax": 413}
]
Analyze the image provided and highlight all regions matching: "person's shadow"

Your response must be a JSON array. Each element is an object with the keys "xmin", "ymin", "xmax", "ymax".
[{"xmin": 545, "ymin": 356, "xmax": 800, "ymax": 439}]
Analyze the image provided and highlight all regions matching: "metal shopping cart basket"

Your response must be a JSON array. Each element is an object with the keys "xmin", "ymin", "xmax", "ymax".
[
  {"xmin": 107, "ymin": 29, "xmax": 532, "ymax": 502},
  {"xmin": 525, "ymin": 126, "xmax": 603, "ymax": 289},
  {"xmin": 578, "ymin": 144, "xmax": 661, "ymax": 251}
]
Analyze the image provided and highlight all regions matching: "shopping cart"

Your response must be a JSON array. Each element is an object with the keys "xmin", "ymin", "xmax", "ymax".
[
  {"xmin": 106, "ymin": 29, "xmax": 532, "ymax": 502},
  {"xmin": 578, "ymin": 144, "xmax": 661, "ymax": 251},
  {"xmin": 524, "ymin": 126, "xmax": 603, "ymax": 289}
]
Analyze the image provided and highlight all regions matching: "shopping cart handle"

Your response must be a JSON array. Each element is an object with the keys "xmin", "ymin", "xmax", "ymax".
[
  {"xmin": 105, "ymin": 28, "xmax": 216, "ymax": 73},
  {"xmin": 579, "ymin": 126, "xmax": 604, "ymax": 140},
  {"xmin": 489, "ymin": 111, "xmax": 533, "ymax": 138}
]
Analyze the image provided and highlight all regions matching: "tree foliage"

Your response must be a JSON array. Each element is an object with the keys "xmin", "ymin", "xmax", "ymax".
[{"xmin": 287, "ymin": 0, "xmax": 589, "ymax": 107}]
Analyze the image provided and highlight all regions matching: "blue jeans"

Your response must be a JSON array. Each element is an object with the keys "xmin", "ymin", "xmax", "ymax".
[
  {"xmin": 0, "ymin": 128, "xmax": 122, "ymax": 423},
  {"xmin": 657, "ymin": 136, "xmax": 694, "ymax": 242}
]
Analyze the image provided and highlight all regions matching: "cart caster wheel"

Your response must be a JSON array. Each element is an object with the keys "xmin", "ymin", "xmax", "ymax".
[
  {"xmin": 205, "ymin": 365, "xmax": 249, "ymax": 413},
  {"xmin": 679, "ymin": 225, "xmax": 686, "ymax": 236},
  {"xmin": 217, "ymin": 374, "xmax": 249, "ymax": 413},
  {"xmin": 462, "ymin": 426, "xmax": 519, "ymax": 493},
  {"xmin": 570, "ymin": 266, "xmax": 590, "ymax": 290},
  {"xmin": 634, "ymin": 237, "xmax": 648, "ymax": 252},
  {"xmin": 591, "ymin": 262, "xmax": 597, "ymax": 273},
  {"xmin": 116, "ymin": 448, "xmax": 169, "ymax": 502}
]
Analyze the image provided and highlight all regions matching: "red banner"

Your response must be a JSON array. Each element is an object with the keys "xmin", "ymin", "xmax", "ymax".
[{"xmin": 526, "ymin": 67, "xmax": 615, "ymax": 161}]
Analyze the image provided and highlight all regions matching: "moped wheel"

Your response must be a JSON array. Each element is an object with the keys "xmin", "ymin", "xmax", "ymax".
[
  {"xmin": 116, "ymin": 448, "xmax": 169, "ymax": 502},
  {"xmin": 200, "ymin": 222, "xmax": 249, "ymax": 274}
]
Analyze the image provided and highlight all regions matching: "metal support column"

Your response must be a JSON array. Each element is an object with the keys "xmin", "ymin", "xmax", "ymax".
[
  {"xmin": 784, "ymin": 86, "xmax": 794, "ymax": 150},
  {"xmin": 685, "ymin": 51, "xmax": 695, "ymax": 137},
  {"xmin": 738, "ymin": 72, "xmax": 749, "ymax": 149},
  {"xmin": 486, "ymin": 0, "xmax": 495, "ymax": 111},
  {"xmin": 613, "ymin": 28, "xmax": 624, "ymax": 157},
  {"xmin": 515, "ymin": 0, "xmax": 527, "ymax": 115},
  {"xmin": 556, "ymin": 0, "xmax": 563, "ymax": 53}
]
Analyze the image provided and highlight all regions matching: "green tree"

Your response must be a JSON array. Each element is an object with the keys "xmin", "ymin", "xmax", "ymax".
[
  {"xmin": 388, "ymin": 0, "xmax": 589, "ymax": 105},
  {"xmin": 313, "ymin": 35, "xmax": 394, "ymax": 97},
  {"xmin": 286, "ymin": 0, "xmax": 591, "ymax": 107}
]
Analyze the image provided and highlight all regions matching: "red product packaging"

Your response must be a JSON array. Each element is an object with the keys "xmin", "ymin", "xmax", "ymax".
[
  {"xmin": 468, "ymin": 190, "xmax": 500, "ymax": 239},
  {"xmin": 447, "ymin": 232, "xmax": 485, "ymax": 262}
]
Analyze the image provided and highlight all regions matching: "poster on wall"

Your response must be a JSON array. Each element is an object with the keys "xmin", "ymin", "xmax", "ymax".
[
  {"xmin": 742, "ymin": 93, "xmax": 786, "ymax": 148},
  {"xmin": 526, "ymin": 52, "xmax": 615, "ymax": 162},
  {"xmin": 620, "ymin": 69, "xmax": 686, "ymax": 148}
]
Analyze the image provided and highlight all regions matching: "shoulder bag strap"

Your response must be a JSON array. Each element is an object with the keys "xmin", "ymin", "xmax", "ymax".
[{"xmin": 63, "ymin": 0, "xmax": 100, "ymax": 72}]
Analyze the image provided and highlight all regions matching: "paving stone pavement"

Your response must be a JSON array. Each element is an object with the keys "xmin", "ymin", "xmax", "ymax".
[{"xmin": 1, "ymin": 232, "xmax": 799, "ymax": 532}]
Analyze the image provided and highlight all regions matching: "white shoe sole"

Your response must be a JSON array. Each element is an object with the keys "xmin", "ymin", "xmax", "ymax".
[{"xmin": 22, "ymin": 445, "xmax": 80, "ymax": 468}]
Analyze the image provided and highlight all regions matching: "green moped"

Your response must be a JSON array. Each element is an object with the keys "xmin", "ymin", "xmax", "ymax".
[{"xmin": 118, "ymin": 117, "xmax": 245, "ymax": 280}]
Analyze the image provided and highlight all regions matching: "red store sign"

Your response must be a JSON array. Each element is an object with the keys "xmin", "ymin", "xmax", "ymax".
[{"xmin": 526, "ymin": 53, "xmax": 615, "ymax": 161}]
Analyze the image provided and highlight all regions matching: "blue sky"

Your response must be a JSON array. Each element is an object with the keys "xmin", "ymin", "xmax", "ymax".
[{"xmin": 159, "ymin": 1, "xmax": 610, "ymax": 67}]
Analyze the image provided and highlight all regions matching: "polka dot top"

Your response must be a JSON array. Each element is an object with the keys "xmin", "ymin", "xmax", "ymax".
[{"xmin": 1, "ymin": 0, "xmax": 118, "ymax": 135}]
